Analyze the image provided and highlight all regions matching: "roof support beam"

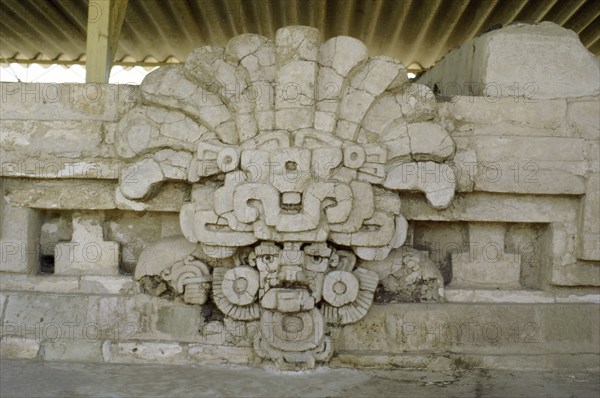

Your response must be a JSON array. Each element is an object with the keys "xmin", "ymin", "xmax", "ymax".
[{"xmin": 85, "ymin": 0, "xmax": 128, "ymax": 83}]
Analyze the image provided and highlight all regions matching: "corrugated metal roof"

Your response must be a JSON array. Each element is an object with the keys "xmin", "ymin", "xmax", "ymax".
[{"xmin": 1, "ymin": 0, "xmax": 599, "ymax": 70}]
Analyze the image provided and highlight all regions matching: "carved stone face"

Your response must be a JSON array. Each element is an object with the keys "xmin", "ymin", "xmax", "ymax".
[
  {"xmin": 119, "ymin": 26, "xmax": 456, "ymax": 369},
  {"xmin": 180, "ymin": 130, "xmax": 407, "ymax": 262},
  {"xmin": 186, "ymin": 134, "xmax": 393, "ymax": 367}
]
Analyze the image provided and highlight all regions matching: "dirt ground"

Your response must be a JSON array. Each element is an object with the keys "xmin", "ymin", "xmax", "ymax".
[{"xmin": 1, "ymin": 359, "xmax": 599, "ymax": 398}]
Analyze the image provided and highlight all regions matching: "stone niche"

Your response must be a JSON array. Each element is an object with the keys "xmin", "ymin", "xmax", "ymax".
[{"xmin": 0, "ymin": 22, "xmax": 598, "ymax": 371}]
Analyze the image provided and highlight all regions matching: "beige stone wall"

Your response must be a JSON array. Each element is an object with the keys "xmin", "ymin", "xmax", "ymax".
[
  {"xmin": 0, "ymin": 22, "xmax": 598, "ymax": 369},
  {"xmin": 2, "ymin": 82, "xmax": 596, "ymax": 288}
]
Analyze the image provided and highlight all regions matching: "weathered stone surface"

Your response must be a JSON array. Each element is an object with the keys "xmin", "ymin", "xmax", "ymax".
[
  {"xmin": 155, "ymin": 303, "xmax": 205, "ymax": 339},
  {"xmin": 0, "ymin": 83, "xmax": 138, "ymax": 121},
  {"xmin": 459, "ymin": 135, "xmax": 591, "ymax": 198},
  {"xmin": 134, "ymin": 236, "xmax": 198, "ymax": 280},
  {"xmin": 1, "ymin": 23, "xmax": 599, "ymax": 373},
  {"xmin": 0, "ymin": 195, "xmax": 41, "ymax": 273},
  {"xmin": 384, "ymin": 162, "xmax": 456, "ymax": 209},
  {"xmin": 2, "ymin": 293, "xmax": 89, "ymax": 332},
  {"xmin": 1, "ymin": 120, "xmax": 107, "ymax": 159},
  {"xmin": 104, "ymin": 341, "xmax": 186, "ymax": 364},
  {"xmin": 0, "ymin": 275, "xmax": 80, "ymax": 294},
  {"xmin": 568, "ymin": 99, "xmax": 600, "ymax": 140},
  {"xmin": 54, "ymin": 213, "xmax": 120, "ymax": 276},
  {"xmin": 419, "ymin": 22, "xmax": 600, "ymax": 99},
  {"xmin": 0, "ymin": 156, "xmax": 125, "ymax": 179},
  {"xmin": 80, "ymin": 276, "xmax": 136, "ymax": 295},
  {"xmin": 187, "ymin": 344, "xmax": 252, "ymax": 365},
  {"xmin": 451, "ymin": 149, "xmax": 477, "ymax": 192},
  {"xmin": 338, "ymin": 303, "xmax": 600, "ymax": 356},
  {"xmin": 119, "ymin": 158, "xmax": 164, "ymax": 200},
  {"xmin": 451, "ymin": 223, "xmax": 521, "ymax": 289},
  {"xmin": 105, "ymin": 212, "xmax": 163, "ymax": 271},
  {"xmin": 364, "ymin": 247, "xmax": 445, "ymax": 303},
  {"xmin": 470, "ymin": 123, "xmax": 576, "ymax": 138},
  {"xmin": 451, "ymin": 223, "xmax": 525, "ymax": 289},
  {"xmin": 551, "ymin": 262, "xmax": 600, "ymax": 287},
  {"xmin": 4, "ymin": 179, "xmax": 117, "ymax": 210},
  {"xmin": 578, "ymin": 173, "xmax": 600, "ymax": 261},
  {"xmin": 0, "ymin": 274, "xmax": 129, "ymax": 298},
  {"xmin": 408, "ymin": 122, "xmax": 455, "ymax": 162},
  {"xmin": 0, "ymin": 337, "xmax": 40, "ymax": 359},
  {"xmin": 439, "ymin": 96, "xmax": 567, "ymax": 129},
  {"xmin": 85, "ymin": 295, "xmax": 147, "ymax": 340},
  {"xmin": 43, "ymin": 340, "xmax": 103, "ymax": 362},
  {"xmin": 445, "ymin": 289, "xmax": 556, "ymax": 303}
]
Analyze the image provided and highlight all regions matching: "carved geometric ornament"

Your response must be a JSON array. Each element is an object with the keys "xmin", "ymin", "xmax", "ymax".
[{"xmin": 116, "ymin": 26, "xmax": 456, "ymax": 369}]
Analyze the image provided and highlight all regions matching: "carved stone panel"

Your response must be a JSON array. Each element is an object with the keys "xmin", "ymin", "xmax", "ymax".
[{"xmin": 121, "ymin": 26, "xmax": 455, "ymax": 369}]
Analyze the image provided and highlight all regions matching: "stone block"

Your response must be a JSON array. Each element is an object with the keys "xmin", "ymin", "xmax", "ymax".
[
  {"xmin": 43, "ymin": 340, "xmax": 103, "ymax": 362},
  {"xmin": 80, "ymin": 275, "xmax": 136, "ymax": 295},
  {"xmin": 445, "ymin": 289, "xmax": 555, "ymax": 304},
  {"xmin": 450, "ymin": 223, "xmax": 521, "ymax": 289},
  {"xmin": 401, "ymin": 192, "xmax": 579, "ymax": 225},
  {"xmin": 119, "ymin": 158, "xmax": 164, "ymax": 201},
  {"xmin": 384, "ymin": 161, "xmax": 456, "ymax": 209},
  {"xmin": 0, "ymin": 157, "xmax": 123, "ymax": 180},
  {"xmin": 103, "ymin": 341, "xmax": 187, "ymax": 364},
  {"xmin": 473, "ymin": 161, "xmax": 586, "ymax": 195},
  {"xmin": 472, "ymin": 123, "xmax": 576, "ymax": 138},
  {"xmin": 539, "ymin": 305, "xmax": 599, "ymax": 346},
  {"xmin": 85, "ymin": 296, "xmax": 145, "ymax": 340},
  {"xmin": 4, "ymin": 179, "xmax": 117, "ymax": 210},
  {"xmin": 407, "ymin": 122, "xmax": 455, "ymax": 162},
  {"xmin": 0, "ymin": 83, "xmax": 137, "ymax": 121},
  {"xmin": 382, "ymin": 303, "xmax": 541, "ymax": 354},
  {"xmin": 0, "ymin": 195, "xmax": 41, "ymax": 273},
  {"xmin": 0, "ymin": 337, "xmax": 40, "ymax": 359},
  {"xmin": 187, "ymin": 344, "xmax": 252, "ymax": 365},
  {"xmin": 568, "ymin": 99, "xmax": 600, "ymax": 139},
  {"xmin": 0, "ymin": 120, "xmax": 106, "ymax": 159},
  {"xmin": 550, "ymin": 262, "xmax": 600, "ymax": 287},
  {"xmin": 419, "ymin": 22, "xmax": 600, "ymax": 99},
  {"xmin": 555, "ymin": 294, "xmax": 600, "ymax": 304},
  {"xmin": 440, "ymin": 97, "xmax": 567, "ymax": 129},
  {"xmin": 105, "ymin": 209, "xmax": 163, "ymax": 270},
  {"xmin": 318, "ymin": 36, "xmax": 368, "ymax": 76},
  {"xmin": 472, "ymin": 136, "xmax": 585, "ymax": 162},
  {"xmin": 2, "ymin": 294, "xmax": 89, "ymax": 339},
  {"xmin": 54, "ymin": 213, "xmax": 120, "ymax": 276},
  {"xmin": 155, "ymin": 304, "xmax": 205, "ymax": 339},
  {"xmin": 578, "ymin": 173, "xmax": 600, "ymax": 261},
  {"xmin": 0, "ymin": 275, "xmax": 80, "ymax": 294},
  {"xmin": 0, "ymin": 294, "xmax": 6, "ymax": 317},
  {"xmin": 40, "ymin": 215, "xmax": 72, "ymax": 256},
  {"xmin": 466, "ymin": 135, "xmax": 588, "ymax": 195},
  {"xmin": 334, "ymin": 306, "xmax": 389, "ymax": 352}
]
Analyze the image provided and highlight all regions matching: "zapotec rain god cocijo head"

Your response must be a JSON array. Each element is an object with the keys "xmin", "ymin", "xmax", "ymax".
[{"xmin": 115, "ymin": 26, "xmax": 456, "ymax": 369}]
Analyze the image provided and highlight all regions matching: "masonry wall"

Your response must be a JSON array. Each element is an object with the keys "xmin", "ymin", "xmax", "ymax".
[{"xmin": 0, "ymin": 22, "xmax": 599, "ymax": 370}]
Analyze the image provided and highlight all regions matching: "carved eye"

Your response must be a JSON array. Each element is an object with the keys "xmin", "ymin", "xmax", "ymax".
[
  {"xmin": 311, "ymin": 255, "xmax": 322, "ymax": 263},
  {"xmin": 285, "ymin": 161, "xmax": 297, "ymax": 172},
  {"xmin": 343, "ymin": 145, "xmax": 365, "ymax": 169},
  {"xmin": 263, "ymin": 255, "xmax": 273, "ymax": 263}
]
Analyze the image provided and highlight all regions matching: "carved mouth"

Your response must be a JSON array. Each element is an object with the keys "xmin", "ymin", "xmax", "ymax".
[
  {"xmin": 280, "ymin": 203, "xmax": 303, "ymax": 213},
  {"xmin": 280, "ymin": 192, "xmax": 303, "ymax": 213},
  {"xmin": 261, "ymin": 287, "xmax": 315, "ymax": 312},
  {"xmin": 280, "ymin": 280, "xmax": 311, "ymax": 289}
]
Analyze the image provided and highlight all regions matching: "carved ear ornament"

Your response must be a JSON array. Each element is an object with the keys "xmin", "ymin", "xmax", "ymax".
[{"xmin": 123, "ymin": 26, "xmax": 455, "ymax": 369}]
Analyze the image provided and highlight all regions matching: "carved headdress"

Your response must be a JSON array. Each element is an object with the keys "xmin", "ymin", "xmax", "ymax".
[{"xmin": 115, "ymin": 26, "xmax": 456, "ymax": 369}]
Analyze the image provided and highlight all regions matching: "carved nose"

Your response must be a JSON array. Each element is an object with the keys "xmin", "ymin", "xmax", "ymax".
[
  {"xmin": 279, "ymin": 265, "xmax": 306, "ymax": 283},
  {"xmin": 281, "ymin": 191, "xmax": 302, "ymax": 205}
]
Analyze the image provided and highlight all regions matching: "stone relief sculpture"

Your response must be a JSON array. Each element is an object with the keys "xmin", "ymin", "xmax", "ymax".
[{"xmin": 114, "ymin": 26, "xmax": 455, "ymax": 369}]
